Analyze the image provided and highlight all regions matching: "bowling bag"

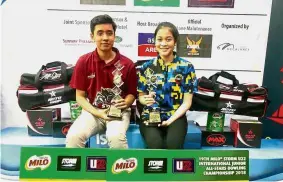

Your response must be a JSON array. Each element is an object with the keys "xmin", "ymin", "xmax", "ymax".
[
  {"xmin": 190, "ymin": 71, "xmax": 269, "ymax": 117},
  {"xmin": 17, "ymin": 61, "xmax": 76, "ymax": 111},
  {"xmin": 20, "ymin": 61, "xmax": 74, "ymax": 88}
]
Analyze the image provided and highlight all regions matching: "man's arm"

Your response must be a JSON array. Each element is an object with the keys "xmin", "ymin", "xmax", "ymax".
[
  {"xmin": 76, "ymin": 89, "xmax": 110, "ymax": 120},
  {"xmin": 114, "ymin": 94, "xmax": 135, "ymax": 109}
]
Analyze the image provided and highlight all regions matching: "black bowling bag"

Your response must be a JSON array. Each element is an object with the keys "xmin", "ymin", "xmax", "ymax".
[
  {"xmin": 191, "ymin": 71, "xmax": 269, "ymax": 117},
  {"xmin": 17, "ymin": 61, "xmax": 76, "ymax": 111}
]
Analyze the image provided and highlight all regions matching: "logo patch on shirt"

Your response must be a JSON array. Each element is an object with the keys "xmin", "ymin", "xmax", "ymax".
[{"xmin": 88, "ymin": 73, "xmax": 95, "ymax": 79}]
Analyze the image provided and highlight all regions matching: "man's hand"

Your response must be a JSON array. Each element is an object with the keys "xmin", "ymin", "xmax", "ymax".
[
  {"xmin": 114, "ymin": 99, "xmax": 128, "ymax": 109},
  {"xmin": 99, "ymin": 109, "xmax": 112, "ymax": 121}
]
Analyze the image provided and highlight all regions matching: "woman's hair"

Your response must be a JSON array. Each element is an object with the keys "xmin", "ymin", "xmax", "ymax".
[{"xmin": 154, "ymin": 22, "xmax": 179, "ymax": 43}]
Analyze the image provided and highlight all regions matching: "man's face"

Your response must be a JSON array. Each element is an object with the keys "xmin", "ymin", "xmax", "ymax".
[{"xmin": 91, "ymin": 24, "xmax": 115, "ymax": 52}]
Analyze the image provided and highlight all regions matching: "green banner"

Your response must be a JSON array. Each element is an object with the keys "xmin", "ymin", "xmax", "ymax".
[
  {"xmin": 20, "ymin": 147, "xmax": 107, "ymax": 180},
  {"xmin": 107, "ymin": 149, "xmax": 248, "ymax": 181},
  {"xmin": 134, "ymin": 0, "xmax": 180, "ymax": 7},
  {"xmin": 20, "ymin": 147, "xmax": 249, "ymax": 181}
]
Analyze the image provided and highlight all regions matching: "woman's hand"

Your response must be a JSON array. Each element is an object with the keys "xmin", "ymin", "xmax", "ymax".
[
  {"xmin": 158, "ymin": 119, "xmax": 174, "ymax": 127},
  {"xmin": 139, "ymin": 92, "xmax": 156, "ymax": 106}
]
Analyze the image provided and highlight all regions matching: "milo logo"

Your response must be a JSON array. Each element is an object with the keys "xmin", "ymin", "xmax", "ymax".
[
  {"xmin": 212, "ymin": 113, "xmax": 224, "ymax": 119},
  {"xmin": 70, "ymin": 102, "xmax": 80, "ymax": 109}
]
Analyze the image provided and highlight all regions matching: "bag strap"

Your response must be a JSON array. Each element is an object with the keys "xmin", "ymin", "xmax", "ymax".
[
  {"xmin": 237, "ymin": 84, "xmax": 250, "ymax": 101},
  {"xmin": 34, "ymin": 61, "xmax": 68, "ymax": 90},
  {"xmin": 209, "ymin": 71, "xmax": 239, "ymax": 87}
]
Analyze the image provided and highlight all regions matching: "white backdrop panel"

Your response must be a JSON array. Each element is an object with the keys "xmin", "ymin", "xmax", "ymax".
[{"xmin": 1, "ymin": 0, "xmax": 272, "ymax": 128}]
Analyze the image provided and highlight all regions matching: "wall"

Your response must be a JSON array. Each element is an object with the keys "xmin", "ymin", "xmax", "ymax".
[{"xmin": 260, "ymin": 0, "xmax": 283, "ymax": 138}]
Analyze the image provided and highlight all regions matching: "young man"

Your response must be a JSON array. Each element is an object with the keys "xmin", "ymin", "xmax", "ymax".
[{"xmin": 66, "ymin": 14, "xmax": 137, "ymax": 148}]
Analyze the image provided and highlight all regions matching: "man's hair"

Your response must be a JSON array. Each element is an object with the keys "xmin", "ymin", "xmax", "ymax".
[
  {"xmin": 90, "ymin": 14, "xmax": 117, "ymax": 34},
  {"xmin": 154, "ymin": 22, "xmax": 179, "ymax": 43}
]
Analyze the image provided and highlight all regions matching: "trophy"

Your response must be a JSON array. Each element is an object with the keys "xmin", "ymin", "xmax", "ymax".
[
  {"xmin": 144, "ymin": 69, "xmax": 162, "ymax": 126},
  {"xmin": 107, "ymin": 61, "xmax": 124, "ymax": 119}
]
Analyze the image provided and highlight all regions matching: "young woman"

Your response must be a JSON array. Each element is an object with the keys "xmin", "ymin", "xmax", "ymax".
[{"xmin": 137, "ymin": 22, "xmax": 198, "ymax": 149}]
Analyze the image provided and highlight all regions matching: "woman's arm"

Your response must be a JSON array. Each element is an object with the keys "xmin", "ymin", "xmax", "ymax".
[{"xmin": 159, "ymin": 93, "xmax": 193, "ymax": 127}]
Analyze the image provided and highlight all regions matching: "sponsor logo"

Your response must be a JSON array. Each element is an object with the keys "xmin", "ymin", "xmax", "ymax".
[
  {"xmin": 25, "ymin": 155, "xmax": 51, "ymax": 171},
  {"xmin": 50, "ymin": 91, "xmax": 56, "ymax": 97},
  {"xmin": 70, "ymin": 102, "xmax": 80, "ymax": 109},
  {"xmin": 188, "ymin": 0, "xmax": 234, "ymax": 8},
  {"xmin": 212, "ymin": 113, "xmax": 224, "ymax": 119},
  {"xmin": 63, "ymin": 39, "xmax": 93, "ymax": 46},
  {"xmin": 112, "ymin": 158, "xmax": 137, "ymax": 174},
  {"xmin": 221, "ymin": 101, "xmax": 236, "ymax": 114},
  {"xmin": 35, "ymin": 118, "xmax": 45, "ymax": 128},
  {"xmin": 233, "ymin": 87, "xmax": 244, "ymax": 92},
  {"xmin": 226, "ymin": 101, "xmax": 233, "ymax": 108},
  {"xmin": 173, "ymin": 158, "xmax": 195, "ymax": 173},
  {"xmin": 206, "ymin": 134, "xmax": 226, "ymax": 146},
  {"xmin": 61, "ymin": 124, "xmax": 72, "ymax": 136},
  {"xmin": 177, "ymin": 34, "xmax": 212, "ymax": 58},
  {"xmin": 219, "ymin": 84, "xmax": 231, "ymax": 90},
  {"xmin": 221, "ymin": 23, "xmax": 250, "ymax": 30},
  {"xmin": 144, "ymin": 158, "xmax": 167, "ymax": 173},
  {"xmin": 88, "ymin": 73, "xmax": 95, "ymax": 79},
  {"xmin": 57, "ymin": 156, "xmax": 81, "ymax": 171},
  {"xmin": 268, "ymin": 104, "xmax": 283, "ymax": 124},
  {"xmin": 115, "ymin": 36, "xmax": 123, "ymax": 43},
  {"xmin": 187, "ymin": 36, "xmax": 202, "ymax": 56},
  {"xmin": 175, "ymin": 74, "xmax": 183, "ymax": 85},
  {"xmin": 134, "ymin": 0, "xmax": 180, "ymax": 7},
  {"xmin": 245, "ymin": 130, "xmax": 256, "ymax": 140},
  {"xmin": 40, "ymin": 72, "xmax": 61, "ymax": 81},
  {"xmin": 48, "ymin": 91, "xmax": 62, "ymax": 104},
  {"xmin": 86, "ymin": 157, "xmax": 107, "ymax": 172},
  {"xmin": 138, "ymin": 33, "xmax": 158, "ymax": 57},
  {"xmin": 217, "ymin": 43, "xmax": 249, "ymax": 52},
  {"xmin": 80, "ymin": 0, "xmax": 126, "ymax": 5}
]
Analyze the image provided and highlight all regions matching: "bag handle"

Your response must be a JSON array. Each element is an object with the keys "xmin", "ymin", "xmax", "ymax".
[
  {"xmin": 35, "ymin": 61, "xmax": 68, "ymax": 90},
  {"xmin": 209, "ymin": 71, "xmax": 239, "ymax": 87}
]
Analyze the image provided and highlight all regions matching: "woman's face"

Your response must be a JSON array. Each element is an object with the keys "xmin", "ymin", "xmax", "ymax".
[{"xmin": 155, "ymin": 27, "xmax": 176, "ymax": 59}]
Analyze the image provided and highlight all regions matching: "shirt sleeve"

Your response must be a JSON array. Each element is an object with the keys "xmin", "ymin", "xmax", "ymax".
[
  {"xmin": 137, "ymin": 63, "xmax": 148, "ymax": 93},
  {"xmin": 183, "ymin": 63, "xmax": 198, "ymax": 94},
  {"xmin": 69, "ymin": 57, "xmax": 87, "ymax": 91},
  {"xmin": 124, "ymin": 63, "xmax": 138, "ymax": 98}
]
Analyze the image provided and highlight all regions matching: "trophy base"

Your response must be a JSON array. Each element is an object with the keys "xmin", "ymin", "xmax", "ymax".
[
  {"xmin": 144, "ymin": 121, "xmax": 162, "ymax": 126},
  {"xmin": 107, "ymin": 105, "xmax": 122, "ymax": 119},
  {"xmin": 145, "ymin": 111, "xmax": 162, "ymax": 126}
]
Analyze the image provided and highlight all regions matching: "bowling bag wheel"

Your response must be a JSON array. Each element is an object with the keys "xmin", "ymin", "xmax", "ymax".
[{"xmin": 190, "ymin": 71, "xmax": 269, "ymax": 117}]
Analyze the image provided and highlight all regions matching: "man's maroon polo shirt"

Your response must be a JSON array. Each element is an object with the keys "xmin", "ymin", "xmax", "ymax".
[{"xmin": 70, "ymin": 48, "xmax": 137, "ymax": 108}]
